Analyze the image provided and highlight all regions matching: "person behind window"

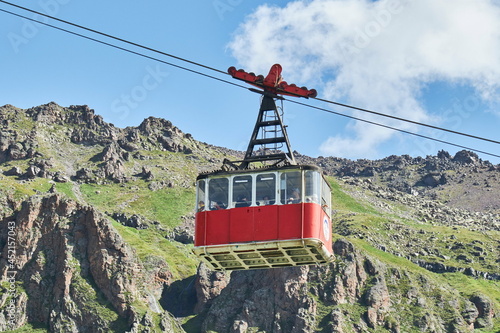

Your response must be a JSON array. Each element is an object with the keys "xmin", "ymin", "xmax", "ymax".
[
  {"xmin": 198, "ymin": 201, "xmax": 205, "ymax": 212},
  {"xmin": 305, "ymin": 194, "xmax": 318, "ymax": 203},
  {"xmin": 262, "ymin": 195, "xmax": 275, "ymax": 205},
  {"xmin": 212, "ymin": 201, "xmax": 226, "ymax": 210},
  {"xmin": 235, "ymin": 195, "xmax": 251, "ymax": 208},
  {"xmin": 288, "ymin": 188, "xmax": 301, "ymax": 204}
]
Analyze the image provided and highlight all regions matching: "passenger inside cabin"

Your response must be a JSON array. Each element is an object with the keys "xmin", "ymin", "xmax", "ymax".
[
  {"xmin": 235, "ymin": 195, "xmax": 251, "ymax": 208},
  {"xmin": 212, "ymin": 201, "xmax": 226, "ymax": 210},
  {"xmin": 262, "ymin": 195, "xmax": 275, "ymax": 205},
  {"xmin": 198, "ymin": 201, "xmax": 205, "ymax": 212},
  {"xmin": 287, "ymin": 188, "xmax": 301, "ymax": 204},
  {"xmin": 306, "ymin": 195, "xmax": 318, "ymax": 203}
]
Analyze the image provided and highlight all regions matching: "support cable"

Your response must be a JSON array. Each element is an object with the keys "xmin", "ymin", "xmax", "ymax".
[
  {"xmin": 0, "ymin": 7, "xmax": 247, "ymax": 90},
  {"xmin": 1, "ymin": 2, "xmax": 499, "ymax": 158},
  {"xmin": 287, "ymin": 99, "xmax": 500, "ymax": 160}
]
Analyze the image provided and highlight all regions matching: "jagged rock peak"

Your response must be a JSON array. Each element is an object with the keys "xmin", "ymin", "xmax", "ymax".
[
  {"xmin": 437, "ymin": 149, "xmax": 452, "ymax": 159},
  {"xmin": 138, "ymin": 116, "xmax": 187, "ymax": 138},
  {"xmin": 453, "ymin": 150, "xmax": 480, "ymax": 165},
  {"xmin": 0, "ymin": 102, "xmax": 115, "ymax": 144},
  {"xmin": 22, "ymin": 102, "xmax": 107, "ymax": 127},
  {"xmin": 25, "ymin": 101, "xmax": 66, "ymax": 123},
  {"xmin": 1, "ymin": 104, "xmax": 191, "ymax": 141}
]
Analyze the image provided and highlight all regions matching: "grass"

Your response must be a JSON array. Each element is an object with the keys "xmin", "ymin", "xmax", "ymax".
[
  {"xmin": 10, "ymin": 118, "xmax": 35, "ymax": 133},
  {"xmin": 128, "ymin": 186, "xmax": 194, "ymax": 228},
  {"xmin": 348, "ymin": 237, "xmax": 432, "ymax": 274},
  {"xmin": 331, "ymin": 237, "xmax": 500, "ymax": 332},
  {"xmin": 333, "ymin": 237, "xmax": 500, "ymax": 332},
  {"xmin": 329, "ymin": 177, "xmax": 378, "ymax": 215},
  {"xmin": 325, "ymin": 176, "xmax": 500, "ymax": 332},
  {"xmin": 53, "ymin": 182, "xmax": 78, "ymax": 201},
  {"xmin": 328, "ymin": 174, "xmax": 495, "ymax": 324},
  {"xmin": 328, "ymin": 176, "xmax": 500, "ymax": 276},
  {"xmin": 0, "ymin": 177, "xmax": 52, "ymax": 200},
  {"xmin": 80, "ymin": 181, "xmax": 195, "ymax": 229},
  {"xmin": 70, "ymin": 270, "xmax": 129, "ymax": 331},
  {"xmin": 3, "ymin": 323, "xmax": 48, "ymax": 333},
  {"xmin": 441, "ymin": 273, "xmax": 500, "ymax": 308},
  {"xmin": 111, "ymin": 221, "xmax": 198, "ymax": 279},
  {"xmin": 182, "ymin": 314, "xmax": 205, "ymax": 333}
]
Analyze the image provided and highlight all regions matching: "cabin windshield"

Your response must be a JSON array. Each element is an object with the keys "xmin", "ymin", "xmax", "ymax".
[
  {"xmin": 321, "ymin": 177, "xmax": 332, "ymax": 217},
  {"xmin": 196, "ymin": 179, "xmax": 206, "ymax": 212}
]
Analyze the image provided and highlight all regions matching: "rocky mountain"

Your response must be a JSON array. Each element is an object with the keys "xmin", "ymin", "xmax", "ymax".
[{"xmin": 0, "ymin": 103, "xmax": 498, "ymax": 332}]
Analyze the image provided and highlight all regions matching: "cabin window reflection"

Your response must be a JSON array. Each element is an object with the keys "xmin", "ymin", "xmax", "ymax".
[
  {"xmin": 321, "ymin": 178, "xmax": 332, "ymax": 216},
  {"xmin": 196, "ymin": 180, "xmax": 206, "ymax": 212},
  {"xmin": 280, "ymin": 171, "xmax": 302, "ymax": 204},
  {"xmin": 233, "ymin": 175, "xmax": 252, "ymax": 208},
  {"xmin": 305, "ymin": 170, "xmax": 320, "ymax": 204},
  {"xmin": 256, "ymin": 173, "xmax": 276, "ymax": 205},
  {"xmin": 208, "ymin": 177, "xmax": 228, "ymax": 210}
]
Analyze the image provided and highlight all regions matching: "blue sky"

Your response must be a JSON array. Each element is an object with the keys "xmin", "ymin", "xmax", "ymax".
[{"xmin": 1, "ymin": 0, "xmax": 499, "ymax": 164}]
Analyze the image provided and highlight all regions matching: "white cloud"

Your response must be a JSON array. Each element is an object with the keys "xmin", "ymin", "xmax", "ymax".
[{"xmin": 228, "ymin": 0, "xmax": 500, "ymax": 159}]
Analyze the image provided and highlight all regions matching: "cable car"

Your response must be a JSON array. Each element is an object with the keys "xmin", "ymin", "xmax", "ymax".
[{"xmin": 192, "ymin": 64, "xmax": 334, "ymax": 270}]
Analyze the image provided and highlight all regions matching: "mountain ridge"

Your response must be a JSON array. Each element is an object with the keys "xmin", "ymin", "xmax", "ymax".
[{"xmin": 0, "ymin": 102, "xmax": 498, "ymax": 332}]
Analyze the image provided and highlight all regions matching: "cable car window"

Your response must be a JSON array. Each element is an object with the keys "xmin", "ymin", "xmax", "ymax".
[
  {"xmin": 280, "ymin": 171, "xmax": 302, "ymax": 204},
  {"xmin": 233, "ymin": 175, "xmax": 252, "ymax": 208},
  {"xmin": 256, "ymin": 173, "xmax": 276, "ymax": 205},
  {"xmin": 196, "ymin": 179, "xmax": 206, "ymax": 212},
  {"xmin": 305, "ymin": 170, "xmax": 320, "ymax": 204},
  {"xmin": 208, "ymin": 177, "xmax": 228, "ymax": 210},
  {"xmin": 321, "ymin": 178, "xmax": 332, "ymax": 216}
]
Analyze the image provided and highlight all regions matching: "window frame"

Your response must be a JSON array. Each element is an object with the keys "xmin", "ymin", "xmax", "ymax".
[
  {"xmin": 232, "ymin": 174, "xmax": 253, "ymax": 208},
  {"xmin": 207, "ymin": 176, "xmax": 229, "ymax": 210},
  {"xmin": 255, "ymin": 172, "xmax": 277, "ymax": 206}
]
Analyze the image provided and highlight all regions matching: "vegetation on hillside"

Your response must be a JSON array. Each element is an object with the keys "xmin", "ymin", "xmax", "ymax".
[{"xmin": 0, "ymin": 103, "xmax": 498, "ymax": 332}]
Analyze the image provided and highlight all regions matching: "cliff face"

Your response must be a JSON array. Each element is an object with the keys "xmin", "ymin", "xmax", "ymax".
[
  {"xmin": 201, "ymin": 265, "xmax": 314, "ymax": 333},
  {"xmin": 0, "ymin": 103, "xmax": 499, "ymax": 332},
  {"xmin": 0, "ymin": 194, "xmax": 167, "ymax": 332}
]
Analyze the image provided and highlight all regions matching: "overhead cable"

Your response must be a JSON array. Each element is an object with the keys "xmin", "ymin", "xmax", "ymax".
[
  {"xmin": 0, "ymin": 0, "xmax": 227, "ymax": 76},
  {"xmin": 2, "ymin": 0, "xmax": 499, "ymax": 147},
  {"xmin": 1, "ymin": 3, "xmax": 499, "ymax": 159},
  {"xmin": 0, "ymin": 7, "xmax": 247, "ymax": 90},
  {"xmin": 312, "ymin": 96, "xmax": 500, "ymax": 146},
  {"xmin": 287, "ymin": 99, "xmax": 500, "ymax": 160}
]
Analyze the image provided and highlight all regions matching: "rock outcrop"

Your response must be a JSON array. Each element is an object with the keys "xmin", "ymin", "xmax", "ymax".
[
  {"xmin": 0, "ymin": 194, "xmax": 177, "ymax": 332},
  {"xmin": 201, "ymin": 265, "xmax": 315, "ymax": 333}
]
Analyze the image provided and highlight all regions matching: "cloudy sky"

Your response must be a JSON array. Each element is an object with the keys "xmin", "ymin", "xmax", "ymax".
[{"xmin": 1, "ymin": 0, "xmax": 499, "ymax": 163}]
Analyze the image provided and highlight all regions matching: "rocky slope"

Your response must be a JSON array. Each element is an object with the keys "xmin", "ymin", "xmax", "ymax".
[
  {"xmin": 197, "ymin": 239, "xmax": 496, "ymax": 333},
  {"xmin": 0, "ymin": 102, "xmax": 228, "ymax": 332},
  {"xmin": 302, "ymin": 150, "xmax": 500, "ymax": 213},
  {"xmin": 0, "ymin": 103, "xmax": 499, "ymax": 332}
]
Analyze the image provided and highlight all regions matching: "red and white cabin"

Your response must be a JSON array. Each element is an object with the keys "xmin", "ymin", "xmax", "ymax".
[{"xmin": 193, "ymin": 164, "xmax": 333, "ymax": 271}]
